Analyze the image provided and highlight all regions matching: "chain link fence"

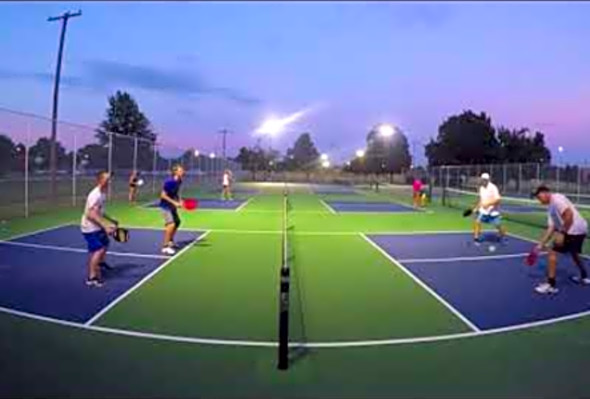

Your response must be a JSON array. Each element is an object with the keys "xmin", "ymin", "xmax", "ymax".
[
  {"xmin": 0, "ymin": 107, "xmax": 242, "ymax": 220},
  {"xmin": 429, "ymin": 162, "xmax": 590, "ymax": 204}
]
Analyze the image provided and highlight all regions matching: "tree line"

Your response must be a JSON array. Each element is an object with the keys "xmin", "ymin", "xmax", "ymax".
[{"xmin": 0, "ymin": 94, "xmax": 556, "ymax": 179}]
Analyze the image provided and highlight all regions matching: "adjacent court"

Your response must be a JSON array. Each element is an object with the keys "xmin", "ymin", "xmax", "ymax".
[{"xmin": 323, "ymin": 200, "xmax": 420, "ymax": 213}]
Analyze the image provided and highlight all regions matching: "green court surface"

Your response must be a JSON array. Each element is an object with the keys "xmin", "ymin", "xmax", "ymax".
[{"xmin": 1, "ymin": 182, "xmax": 590, "ymax": 398}]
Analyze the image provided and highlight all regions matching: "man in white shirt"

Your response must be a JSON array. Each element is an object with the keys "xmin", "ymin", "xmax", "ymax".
[
  {"xmin": 221, "ymin": 169, "xmax": 233, "ymax": 201},
  {"xmin": 472, "ymin": 173, "xmax": 506, "ymax": 244},
  {"xmin": 532, "ymin": 185, "xmax": 589, "ymax": 295},
  {"xmin": 81, "ymin": 171, "xmax": 119, "ymax": 287}
]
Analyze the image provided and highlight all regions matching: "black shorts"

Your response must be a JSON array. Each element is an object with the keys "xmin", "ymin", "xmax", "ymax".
[{"xmin": 553, "ymin": 234, "xmax": 586, "ymax": 255}]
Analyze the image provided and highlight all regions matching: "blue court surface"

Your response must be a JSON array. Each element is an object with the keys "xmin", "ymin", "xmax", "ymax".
[
  {"xmin": 501, "ymin": 203, "xmax": 545, "ymax": 213},
  {"xmin": 144, "ymin": 198, "xmax": 247, "ymax": 210},
  {"xmin": 325, "ymin": 200, "xmax": 419, "ymax": 213},
  {"xmin": 0, "ymin": 225, "xmax": 205, "ymax": 323},
  {"xmin": 312, "ymin": 185, "xmax": 358, "ymax": 195},
  {"xmin": 367, "ymin": 232, "xmax": 590, "ymax": 330}
]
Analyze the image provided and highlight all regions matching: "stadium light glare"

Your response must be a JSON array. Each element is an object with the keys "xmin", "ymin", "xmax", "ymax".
[
  {"xmin": 322, "ymin": 160, "xmax": 330, "ymax": 168},
  {"xmin": 378, "ymin": 123, "xmax": 395, "ymax": 138},
  {"xmin": 356, "ymin": 149, "xmax": 365, "ymax": 158},
  {"xmin": 256, "ymin": 117, "xmax": 284, "ymax": 136},
  {"xmin": 209, "ymin": 152, "xmax": 216, "ymax": 159},
  {"xmin": 194, "ymin": 150, "xmax": 200, "ymax": 157},
  {"xmin": 320, "ymin": 153, "xmax": 329, "ymax": 161}
]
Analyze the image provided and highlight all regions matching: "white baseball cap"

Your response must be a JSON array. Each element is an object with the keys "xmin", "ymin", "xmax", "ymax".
[{"xmin": 480, "ymin": 173, "xmax": 490, "ymax": 180}]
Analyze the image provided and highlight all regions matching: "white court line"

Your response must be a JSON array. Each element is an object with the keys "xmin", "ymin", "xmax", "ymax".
[
  {"xmin": 3, "ymin": 297, "xmax": 590, "ymax": 348},
  {"xmin": 360, "ymin": 233, "xmax": 481, "ymax": 333},
  {"xmin": 2, "ymin": 222, "xmax": 73, "ymax": 242},
  {"xmin": 235, "ymin": 198, "xmax": 253, "ymax": 212},
  {"xmin": 397, "ymin": 252, "xmax": 545, "ymax": 264},
  {"xmin": 84, "ymin": 231, "xmax": 210, "ymax": 326},
  {"xmin": 2, "ymin": 228, "xmax": 590, "ymax": 347},
  {"xmin": 319, "ymin": 199, "xmax": 337, "ymax": 214},
  {"xmin": 507, "ymin": 232, "xmax": 590, "ymax": 261},
  {"xmin": 0, "ymin": 240, "xmax": 169, "ymax": 259}
]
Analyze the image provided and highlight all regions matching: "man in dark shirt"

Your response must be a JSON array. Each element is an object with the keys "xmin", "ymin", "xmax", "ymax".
[{"xmin": 160, "ymin": 165, "xmax": 184, "ymax": 255}]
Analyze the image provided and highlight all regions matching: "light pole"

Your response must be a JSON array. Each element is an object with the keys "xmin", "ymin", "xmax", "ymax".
[{"xmin": 373, "ymin": 123, "xmax": 396, "ymax": 190}]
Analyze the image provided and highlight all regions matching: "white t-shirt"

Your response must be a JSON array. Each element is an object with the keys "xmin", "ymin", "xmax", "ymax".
[
  {"xmin": 223, "ymin": 172, "xmax": 230, "ymax": 186},
  {"xmin": 479, "ymin": 182, "xmax": 501, "ymax": 216},
  {"xmin": 81, "ymin": 186, "xmax": 106, "ymax": 233},
  {"xmin": 547, "ymin": 193, "xmax": 588, "ymax": 235}
]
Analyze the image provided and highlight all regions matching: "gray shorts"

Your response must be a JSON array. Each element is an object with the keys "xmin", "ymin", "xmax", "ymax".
[{"xmin": 161, "ymin": 207, "xmax": 181, "ymax": 227}]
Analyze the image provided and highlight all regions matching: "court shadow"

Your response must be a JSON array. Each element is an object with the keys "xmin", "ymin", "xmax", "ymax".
[{"xmin": 102, "ymin": 262, "xmax": 151, "ymax": 280}]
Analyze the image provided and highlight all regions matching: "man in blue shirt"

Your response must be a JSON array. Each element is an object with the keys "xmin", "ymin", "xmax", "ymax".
[{"xmin": 160, "ymin": 165, "xmax": 185, "ymax": 255}]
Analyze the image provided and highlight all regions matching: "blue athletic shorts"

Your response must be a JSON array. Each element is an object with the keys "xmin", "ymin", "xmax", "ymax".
[
  {"xmin": 476, "ymin": 212, "xmax": 502, "ymax": 226},
  {"xmin": 82, "ymin": 230, "xmax": 110, "ymax": 252}
]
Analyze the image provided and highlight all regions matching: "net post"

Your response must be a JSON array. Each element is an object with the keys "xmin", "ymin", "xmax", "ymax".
[
  {"xmin": 277, "ymin": 188, "xmax": 290, "ymax": 371},
  {"xmin": 72, "ymin": 131, "xmax": 77, "ymax": 207},
  {"xmin": 152, "ymin": 141, "xmax": 157, "ymax": 195},
  {"xmin": 107, "ymin": 132, "xmax": 113, "ymax": 201},
  {"xmin": 518, "ymin": 163, "xmax": 523, "ymax": 194},
  {"xmin": 25, "ymin": 121, "xmax": 30, "ymax": 218},
  {"xmin": 577, "ymin": 164, "xmax": 582, "ymax": 203}
]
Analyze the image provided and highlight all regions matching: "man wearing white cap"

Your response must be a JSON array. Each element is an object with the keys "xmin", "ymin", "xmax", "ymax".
[{"xmin": 472, "ymin": 172, "xmax": 506, "ymax": 244}]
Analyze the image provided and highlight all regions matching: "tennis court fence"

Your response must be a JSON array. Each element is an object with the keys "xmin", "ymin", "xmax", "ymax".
[
  {"xmin": 0, "ymin": 107, "xmax": 243, "ymax": 220},
  {"xmin": 430, "ymin": 163, "xmax": 590, "ymax": 205},
  {"xmin": 431, "ymin": 163, "xmax": 590, "ymax": 230}
]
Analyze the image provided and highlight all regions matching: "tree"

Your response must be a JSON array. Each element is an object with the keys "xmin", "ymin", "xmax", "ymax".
[
  {"xmin": 0, "ymin": 134, "xmax": 16, "ymax": 176},
  {"xmin": 29, "ymin": 137, "xmax": 70, "ymax": 171},
  {"xmin": 364, "ymin": 126, "xmax": 412, "ymax": 182},
  {"xmin": 425, "ymin": 110, "xmax": 499, "ymax": 166},
  {"xmin": 497, "ymin": 127, "xmax": 551, "ymax": 164},
  {"xmin": 97, "ymin": 91, "xmax": 156, "ymax": 171},
  {"xmin": 285, "ymin": 133, "xmax": 320, "ymax": 178},
  {"xmin": 77, "ymin": 143, "xmax": 109, "ymax": 171},
  {"xmin": 236, "ymin": 146, "xmax": 265, "ymax": 180}
]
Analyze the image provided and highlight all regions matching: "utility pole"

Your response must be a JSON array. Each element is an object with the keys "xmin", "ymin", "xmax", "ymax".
[{"xmin": 48, "ymin": 9, "xmax": 82, "ymax": 201}]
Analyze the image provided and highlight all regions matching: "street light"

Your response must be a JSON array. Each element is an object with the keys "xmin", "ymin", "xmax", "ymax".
[
  {"xmin": 322, "ymin": 160, "xmax": 330, "ymax": 168},
  {"xmin": 209, "ymin": 152, "xmax": 216, "ymax": 159},
  {"xmin": 356, "ymin": 149, "xmax": 365, "ymax": 158},
  {"xmin": 194, "ymin": 149, "xmax": 200, "ymax": 157},
  {"xmin": 256, "ymin": 116, "xmax": 284, "ymax": 137},
  {"xmin": 378, "ymin": 123, "xmax": 395, "ymax": 138},
  {"xmin": 320, "ymin": 153, "xmax": 329, "ymax": 161}
]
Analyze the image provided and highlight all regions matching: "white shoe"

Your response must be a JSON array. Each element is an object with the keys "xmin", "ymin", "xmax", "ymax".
[
  {"xmin": 161, "ymin": 246, "xmax": 176, "ymax": 256},
  {"xmin": 570, "ymin": 276, "xmax": 590, "ymax": 285},
  {"xmin": 535, "ymin": 282, "xmax": 559, "ymax": 295}
]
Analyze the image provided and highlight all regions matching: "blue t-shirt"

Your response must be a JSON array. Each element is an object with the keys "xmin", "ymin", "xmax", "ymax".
[{"xmin": 159, "ymin": 177, "xmax": 182, "ymax": 210}]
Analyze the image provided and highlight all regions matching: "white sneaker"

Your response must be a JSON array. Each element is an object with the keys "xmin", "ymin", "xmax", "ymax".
[
  {"xmin": 570, "ymin": 276, "xmax": 590, "ymax": 285},
  {"xmin": 161, "ymin": 246, "xmax": 176, "ymax": 256},
  {"xmin": 535, "ymin": 282, "xmax": 559, "ymax": 295}
]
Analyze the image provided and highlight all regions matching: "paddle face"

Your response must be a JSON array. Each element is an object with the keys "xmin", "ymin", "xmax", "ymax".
[
  {"xmin": 525, "ymin": 246, "xmax": 539, "ymax": 267},
  {"xmin": 182, "ymin": 198, "xmax": 199, "ymax": 211},
  {"xmin": 463, "ymin": 209, "xmax": 474, "ymax": 218},
  {"xmin": 112, "ymin": 227, "xmax": 130, "ymax": 243}
]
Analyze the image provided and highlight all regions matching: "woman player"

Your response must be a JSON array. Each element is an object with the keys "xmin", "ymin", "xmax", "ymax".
[
  {"xmin": 412, "ymin": 177, "xmax": 424, "ymax": 208},
  {"xmin": 128, "ymin": 170, "xmax": 139, "ymax": 203},
  {"xmin": 222, "ymin": 169, "xmax": 233, "ymax": 201}
]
